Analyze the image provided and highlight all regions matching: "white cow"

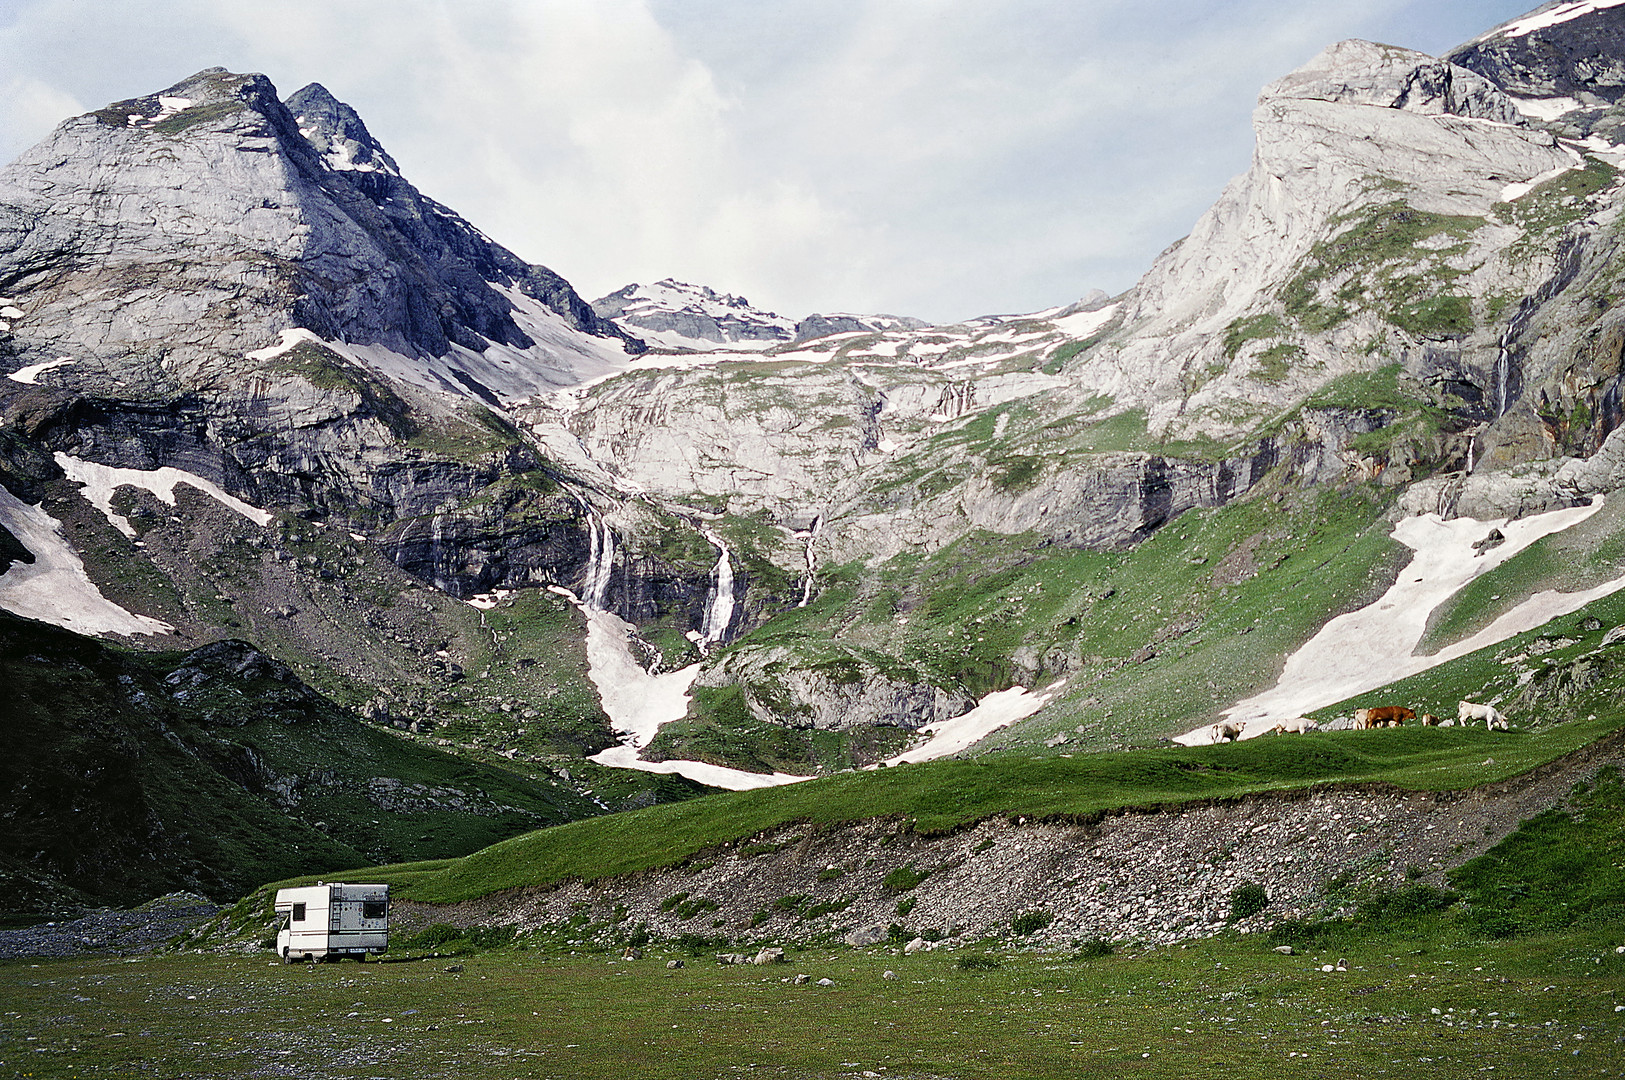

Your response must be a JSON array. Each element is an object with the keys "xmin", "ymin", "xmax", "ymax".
[
  {"xmin": 1270, "ymin": 717, "xmax": 1316, "ymax": 735},
  {"xmin": 1211, "ymin": 721, "xmax": 1243, "ymax": 743},
  {"xmin": 1458, "ymin": 700, "xmax": 1505, "ymax": 729}
]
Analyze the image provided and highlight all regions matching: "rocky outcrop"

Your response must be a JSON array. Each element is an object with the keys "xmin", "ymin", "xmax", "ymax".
[
  {"xmin": 794, "ymin": 312, "xmax": 930, "ymax": 341},
  {"xmin": 691, "ymin": 645, "xmax": 973, "ymax": 734},
  {"xmin": 1449, "ymin": 3, "xmax": 1625, "ymax": 105},
  {"xmin": 1064, "ymin": 38, "xmax": 1575, "ymax": 443}
]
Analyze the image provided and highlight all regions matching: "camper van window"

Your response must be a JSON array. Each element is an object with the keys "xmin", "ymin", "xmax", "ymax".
[
  {"xmin": 291, "ymin": 903, "xmax": 306, "ymax": 922},
  {"xmin": 362, "ymin": 901, "xmax": 386, "ymax": 919}
]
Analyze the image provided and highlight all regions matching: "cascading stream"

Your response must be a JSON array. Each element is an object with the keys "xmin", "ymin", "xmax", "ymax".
[
  {"xmin": 1496, "ymin": 332, "xmax": 1511, "ymax": 418},
  {"xmin": 798, "ymin": 515, "xmax": 821, "ymax": 608},
  {"xmin": 699, "ymin": 527, "xmax": 735, "ymax": 646},
  {"xmin": 584, "ymin": 512, "xmax": 615, "ymax": 610}
]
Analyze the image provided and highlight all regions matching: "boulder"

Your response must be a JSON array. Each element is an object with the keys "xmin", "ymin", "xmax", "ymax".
[
  {"xmin": 753, "ymin": 947, "xmax": 786, "ymax": 965},
  {"xmin": 844, "ymin": 926, "xmax": 886, "ymax": 948}
]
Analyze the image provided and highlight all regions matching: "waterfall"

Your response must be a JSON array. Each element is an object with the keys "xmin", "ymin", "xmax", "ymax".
[
  {"xmin": 699, "ymin": 528, "xmax": 735, "ymax": 646},
  {"xmin": 798, "ymin": 515, "xmax": 822, "ymax": 608},
  {"xmin": 584, "ymin": 513, "xmax": 615, "ymax": 610},
  {"xmin": 1496, "ymin": 331, "xmax": 1511, "ymax": 418},
  {"xmin": 1466, "ymin": 432, "xmax": 1476, "ymax": 474}
]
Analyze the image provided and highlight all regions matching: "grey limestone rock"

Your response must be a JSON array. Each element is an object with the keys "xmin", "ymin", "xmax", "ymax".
[
  {"xmin": 1265, "ymin": 39, "xmax": 1523, "ymax": 123},
  {"xmin": 843, "ymin": 925, "xmax": 885, "ymax": 948}
]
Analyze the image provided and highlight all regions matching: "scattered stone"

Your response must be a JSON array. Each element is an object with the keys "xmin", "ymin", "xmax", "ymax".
[
  {"xmin": 444, "ymin": 964, "xmax": 464, "ymax": 973},
  {"xmin": 816, "ymin": 977, "xmax": 835, "ymax": 986},
  {"xmin": 904, "ymin": 937, "xmax": 929, "ymax": 955},
  {"xmin": 1274, "ymin": 945, "xmax": 1294, "ymax": 955},
  {"xmin": 666, "ymin": 959, "xmax": 684, "ymax": 969},
  {"xmin": 622, "ymin": 946, "xmax": 643, "ymax": 960},
  {"xmin": 882, "ymin": 970, "xmax": 898, "ymax": 980},
  {"xmin": 844, "ymin": 926, "xmax": 886, "ymax": 948},
  {"xmin": 753, "ymin": 947, "xmax": 785, "ymax": 965},
  {"xmin": 793, "ymin": 974, "xmax": 809, "ymax": 985},
  {"xmin": 0, "ymin": 893, "xmax": 219, "ymax": 961}
]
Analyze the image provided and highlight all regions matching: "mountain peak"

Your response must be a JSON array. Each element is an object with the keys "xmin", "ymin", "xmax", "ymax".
[
  {"xmin": 1261, "ymin": 38, "xmax": 1521, "ymax": 123},
  {"xmin": 83, "ymin": 67, "xmax": 288, "ymax": 138},
  {"xmin": 285, "ymin": 82, "xmax": 400, "ymax": 177}
]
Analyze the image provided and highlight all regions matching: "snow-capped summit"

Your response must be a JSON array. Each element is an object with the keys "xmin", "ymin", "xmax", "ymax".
[
  {"xmin": 591, "ymin": 279, "xmax": 798, "ymax": 351},
  {"xmin": 592, "ymin": 278, "xmax": 937, "ymax": 351},
  {"xmin": 286, "ymin": 82, "xmax": 401, "ymax": 176}
]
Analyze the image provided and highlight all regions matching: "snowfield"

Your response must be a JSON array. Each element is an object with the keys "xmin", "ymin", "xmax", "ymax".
[
  {"xmin": 55, "ymin": 453, "xmax": 272, "ymax": 537},
  {"xmin": 1175, "ymin": 498, "xmax": 1625, "ymax": 744},
  {"xmin": 0, "ymin": 487, "xmax": 174, "ymax": 637}
]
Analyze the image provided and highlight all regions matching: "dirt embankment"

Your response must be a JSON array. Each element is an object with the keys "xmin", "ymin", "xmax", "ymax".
[{"xmin": 400, "ymin": 731, "xmax": 1625, "ymax": 951}]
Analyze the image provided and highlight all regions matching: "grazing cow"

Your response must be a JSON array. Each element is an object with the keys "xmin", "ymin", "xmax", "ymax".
[
  {"xmin": 1458, "ymin": 701, "xmax": 1504, "ymax": 728},
  {"xmin": 1271, "ymin": 716, "xmax": 1315, "ymax": 735},
  {"xmin": 1365, "ymin": 706, "xmax": 1415, "ymax": 728},
  {"xmin": 1353, "ymin": 708, "xmax": 1372, "ymax": 730},
  {"xmin": 1419, "ymin": 714, "xmax": 1440, "ymax": 727},
  {"xmin": 1211, "ymin": 721, "xmax": 1243, "ymax": 743}
]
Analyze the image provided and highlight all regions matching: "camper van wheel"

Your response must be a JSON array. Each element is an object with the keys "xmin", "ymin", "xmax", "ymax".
[
  {"xmin": 281, "ymin": 947, "xmax": 292, "ymax": 965},
  {"xmin": 355, "ymin": 952, "xmax": 367, "ymax": 964}
]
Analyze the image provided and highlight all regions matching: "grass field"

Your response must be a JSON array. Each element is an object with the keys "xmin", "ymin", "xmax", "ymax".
[{"xmin": 3, "ymin": 925, "xmax": 1622, "ymax": 1079}]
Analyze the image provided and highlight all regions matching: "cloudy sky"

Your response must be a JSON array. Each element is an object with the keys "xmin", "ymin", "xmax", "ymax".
[{"xmin": 0, "ymin": 0, "xmax": 1542, "ymax": 323}]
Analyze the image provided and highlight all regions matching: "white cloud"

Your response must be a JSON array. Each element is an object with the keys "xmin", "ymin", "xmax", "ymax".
[
  {"xmin": 0, "ymin": 0, "xmax": 1548, "ymax": 322},
  {"xmin": 0, "ymin": 75, "xmax": 83, "ymax": 161}
]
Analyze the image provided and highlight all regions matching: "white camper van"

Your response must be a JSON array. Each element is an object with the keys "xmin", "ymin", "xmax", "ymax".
[{"xmin": 275, "ymin": 882, "xmax": 389, "ymax": 962}]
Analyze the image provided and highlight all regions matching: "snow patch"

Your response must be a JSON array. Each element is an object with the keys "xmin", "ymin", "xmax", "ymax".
[
  {"xmin": 1051, "ymin": 303, "xmax": 1119, "ymax": 339},
  {"xmin": 55, "ymin": 453, "xmax": 273, "ymax": 538},
  {"xmin": 883, "ymin": 682, "xmax": 1065, "ymax": 765},
  {"xmin": 0, "ymin": 486, "xmax": 174, "ymax": 636},
  {"xmin": 465, "ymin": 589, "xmax": 517, "ymax": 611},
  {"xmin": 1501, "ymin": 0, "xmax": 1625, "ymax": 39},
  {"xmin": 245, "ymin": 328, "xmax": 325, "ymax": 362},
  {"xmin": 1501, "ymin": 152, "xmax": 1586, "ymax": 202},
  {"xmin": 1507, "ymin": 95, "xmax": 1584, "ymax": 122},
  {"xmin": 550, "ymin": 587, "xmax": 808, "ymax": 791},
  {"xmin": 1175, "ymin": 498, "xmax": 1612, "ymax": 743},
  {"xmin": 7, "ymin": 357, "xmax": 73, "ymax": 384}
]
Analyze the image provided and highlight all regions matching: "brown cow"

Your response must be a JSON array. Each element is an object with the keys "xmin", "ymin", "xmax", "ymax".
[
  {"xmin": 1419, "ymin": 714, "xmax": 1440, "ymax": 727},
  {"xmin": 1365, "ymin": 706, "xmax": 1415, "ymax": 728}
]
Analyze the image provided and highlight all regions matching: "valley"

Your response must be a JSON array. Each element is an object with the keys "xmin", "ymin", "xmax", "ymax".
[{"xmin": 4, "ymin": 2, "xmax": 1625, "ymax": 1075}]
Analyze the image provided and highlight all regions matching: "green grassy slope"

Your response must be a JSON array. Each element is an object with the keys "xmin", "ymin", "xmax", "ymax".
[
  {"xmin": 314, "ymin": 719, "xmax": 1620, "ymax": 905},
  {"xmin": 667, "ymin": 484, "xmax": 1406, "ymax": 770}
]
